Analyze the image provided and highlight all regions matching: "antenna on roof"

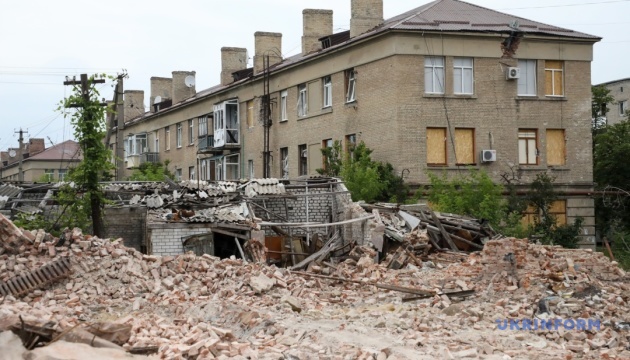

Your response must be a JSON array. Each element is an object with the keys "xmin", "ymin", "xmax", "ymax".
[
  {"xmin": 184, "ymin": 75, "xmax": 196, "ymax": 88},
  {"xmin": 509, "ymin": 20, "xmax": 520, "ymax": 31}
]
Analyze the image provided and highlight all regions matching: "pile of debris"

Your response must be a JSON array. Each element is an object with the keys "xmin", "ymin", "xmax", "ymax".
[{"xmin": 1, "ymin": 212, "xmax": 629, "ymax": 359}]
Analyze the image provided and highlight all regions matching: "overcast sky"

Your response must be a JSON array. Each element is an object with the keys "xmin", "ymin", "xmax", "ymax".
[{"xmin": 1, "ymin": 0, "xmax": 628, "ymax": 152}]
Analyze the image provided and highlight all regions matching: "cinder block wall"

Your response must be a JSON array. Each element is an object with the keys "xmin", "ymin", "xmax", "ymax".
[
  {"xmin": 148, "ymin": 223, "xmax": 213, "ymax": 256},
  {"xmin": 103, "ymin": 207, "xmax": 147, "ymax": 252}
]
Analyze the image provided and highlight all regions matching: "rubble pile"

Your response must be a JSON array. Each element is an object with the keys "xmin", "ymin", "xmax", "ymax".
[{"xmin": 1, "ymin": 212, "xmax": 629, "ymax": 359}]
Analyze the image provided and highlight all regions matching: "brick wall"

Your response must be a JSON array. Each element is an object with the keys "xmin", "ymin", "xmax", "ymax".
[
  {"xmin": 148, "ymin": 223, "xmax": 213, "ymax": 256},
  {"xmin": 103, "ymin": 207, "xmax": 147, "ymax": 252}
]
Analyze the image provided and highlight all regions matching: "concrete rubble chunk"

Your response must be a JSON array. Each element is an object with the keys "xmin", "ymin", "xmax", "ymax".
[{"xmin": 249, "ymin": 274, "xmax": 275, "ymax": 293}]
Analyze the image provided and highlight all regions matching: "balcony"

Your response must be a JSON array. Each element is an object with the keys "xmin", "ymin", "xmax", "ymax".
[
  {"xmin": 141, "ymin": 152, "xmax": 159, "ymax": 164},
  {"xmin": 198, "ymin": 135, "xmax": 214, "ymax": 151}
]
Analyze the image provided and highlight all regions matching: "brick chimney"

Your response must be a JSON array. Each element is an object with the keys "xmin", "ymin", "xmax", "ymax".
[
  {"xmin": 27, "ymin": 138, "xmax": 45, "ymax": 156},
  {"xmin": 123, "ymin": 90, "xmax": 145, "ymax": 123},
  {"xmin": 254, "ymin": 32, "xmax": 282, "ymax": 75},
  {"xmin": 350, "ymin": 0, "xmax": 383, "ymax": 38},
  {"xmin": 221, "ymin": 47, "xmax": 248, "ymax": 86},
  {"xmin": 172, "ymin": 71, "xmax": 196, "ymax": 104},
  {"xmin": 302, "ymin": 9, "xmax": 333, "ymax": 54},
  {"xmin": 150, "ymin": 77, "xmax": 173, "ymax": 110}
]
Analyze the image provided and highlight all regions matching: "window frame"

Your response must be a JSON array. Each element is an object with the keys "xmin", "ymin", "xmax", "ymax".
[
  {"xmin": 224, "ymin": 153, "xmax": 240, "ymax": 180},
  {"xmin": 165, "ymin": 126, "xmax": 170, "ymax": 151},
  {"xmin": 518, "ymin": 129, "xmax": 538, "ymax": 165},
  {"xmin": 426, "ymin": 127, "xmax": 447, "ymax": 166},
  {"xmin": 44, "ymin": 169, "xmax": 54, "ymax": 182},
  {"xmin": 176, "ymin": 123, "xmax": 182, "ymax": 148},
  {"xmin": 280, "ymin": 147, "xmax": 289, "ymax": 179},
  {"xmin": 453, "ymin": 57, "xmax": 474, "ymax": 95},
  {"xmin": 619, "ymin": 100, "xmax": 627, "ymax": 116},
  {"xmin": 297, "ymin": 84, "xmax": 308, "ymax": 117},
  {"xmin": 154, "ymin": 130, "xmax": 159, "ymax": 153},
  {"xmin": 247, "ymin": 100, "xmax": 254, "ymax": 128},
  {"xmin": 188, "ymin": 119, "xmax": 194, "ymax": 145},
  {"xmin": 454, "ymin": 128, "xmax": 476, "ymax": 165},
  {"xmin": 546, "ymin": 129, "xmax": 566, "ymax": 166},
  {"xmin": 517, "ymin": 59, "xmax": 537, "ymax": 97},
  {"xmin": 323, "ymin": 76, "xmax": 332, "ymax": 108},
  {"xmin": 198, "ymin": 115, "xmax": 208, "ymax": 137},
  {"xmin": 345, "ymin": 134, "xmax": 357, "ymax": 160},
  {"xmin": 248, "ymin": 159, "xmax": 254, "ymax": 179},
  {"xmin": 189, "ymin": 166, "xmax": 195, "ymax": 180},
  {"xmin": 424, "ymin": 56, "xmax": 445, "ymax": 94},
  {"xmin": 58, "ymin": 169, "xmax": 67, "ymax": 182},
  {"xmin": 345, "ymin": 69, "xmax": 356, "ymax": 103},
  {"xmin": 280, "ymin": 90, "xmax": 288, "ymax": 122},
  {"xmin": 298, "ymin": 144, "xmax": 308, "ymax": 176},
  {"xmin": 322, "ymin": 138, "xmax": 333, "ymax": 170},
  {"xmin": 544, "ymin": 60, "xmax": 564, "ymax": 97}
]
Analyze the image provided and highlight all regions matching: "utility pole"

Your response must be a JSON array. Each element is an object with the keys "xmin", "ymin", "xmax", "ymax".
[
  {"xmin": 15, "ymin": 128, "xmax": 28, "ymax": 182},
  {"xmin": 63, "ymin": 74, "xmax": 106, "ymax": 237}
]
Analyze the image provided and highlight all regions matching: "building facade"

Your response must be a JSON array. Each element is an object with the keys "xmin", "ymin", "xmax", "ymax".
[
  {"xmin": 108, "ymin": 0, "xmax": 600, "ymax": 246},
  {"xmin": 1, "ymin": 140, "xmax": 81, "ymax": 182},
  {"xmin": 595, "ymin": 78, "xmax": 630, "ymax": 126}
]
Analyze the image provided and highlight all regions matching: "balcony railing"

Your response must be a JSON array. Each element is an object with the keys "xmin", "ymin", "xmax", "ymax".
[
  {"xmin": 198, "ymin": 135, "xmax": 214, "ymax": 151},
  {"xmin": 141, "ymin": 152, "xmax": 159, "ymax": 164}
]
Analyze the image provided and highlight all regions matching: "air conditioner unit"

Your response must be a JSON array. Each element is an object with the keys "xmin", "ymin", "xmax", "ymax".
[
  {"xmin": 506, "ymin": 67, "xmax": 520, "ymax": 80},
  {"xmin": 481, "ymin": 149, "xmax": 497, "ymax": 162}
]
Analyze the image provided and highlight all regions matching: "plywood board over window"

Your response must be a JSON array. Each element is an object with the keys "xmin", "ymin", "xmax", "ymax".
[
  {"xmin": 427, "ymin": 128, "xmax": 447, "ymax": 165},
  {"xmin": 546, "ymin": 129, "xmax": 566, "ymax": 166},
  {"xmin": 550, "ymin": 200, "xmax": 567, "ymax": 226},
  {"xmin": 455, "ymin": 128, "xmax": 475, "ymax": 165}
]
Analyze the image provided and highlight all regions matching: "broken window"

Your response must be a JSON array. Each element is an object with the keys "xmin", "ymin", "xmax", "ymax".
[
  {"xmin": 189, "ymin": 166, "xmax": 195, "ymax": 180},
  {"xmin": 280, "ymin": 147, "xmax": 289, "ymax": 179},
  {"xmin": 546, "ymin": 129, "xmax": 566, "ymax": 166},
  {"xmin": 247, "ymin": 100, "xmax": 254, "ymax": 128},
  {"xmin": 188, "ymin": 119, "xmax": 194, "ymax": 145},
  {"xmin": 518, "ymin": 129, "xmax": 538, "ymax": 165},
  {"xmin": 345, "ymin": 69, "xmax": 356, "ymax": 103},
  {"xmin": 323, "ymin": 76, "xmax": 332, "ymax": 108},
  {"xmin": 154, "ymin": 130, "xmax": 159, "ymax": 153},
  {"xmin": 213, "ymin": 99, "xmax": 239, "ymax": 147},
  {"xmin": 345, "ymin": 134, "xmax": 357, "ymax": 160},
  {"xmin": 322, "ymin": 138, "xmax": 333, "ymax": 170},
  {"xmin": 248, "ymin": 159, "xmax": 254, "ymax": 179},
  {"xmin": 176, "ymin": 123, "xmax": 182, "ymax": 148},
  {"xmin": 619, "ymin": 100, "xmax": 627, "ymax": 116},
  {"xmin": 165, "ymin": 126, "xmax": 170, "ymax": 151},
  {"xmin": 200, "ymin": 160, "xmax": 207, "ymax": 180},
  {"xmin": 298, "ymin": 144, "xmax": 307, "ymax": 176},
  {"xmin": 225, "ymin": 153, "xmax": 240, "ymax": 180},
  {"xmin": 453, "ymin": 57, "xmax": 474, "ymax": 94},
  {"xmin": 424, "ymin": 56, "xmax": 445, "ymax": 94},
  {"xmin": 544, "ymin": 60, "xmax": 564, "ymax": 96},
  {"xmin": 517, "ymin": 59, "xmax": 537, "ymax": 96},
  {"xmin": 280, "ymin": 90, "xmax": 288, "ymax": 121},
  {"xmin": 198, "ymin": 115, "xmax": 208, "ymax": 137},
  {"xmin": 297, "ymin": 84, "xmax": 307, "ymax": 117},
  {"xmin": 454, "ymin": 128, "xmax": 475, "ymax": 165},
  {"xmin": 426, "ymin": 128, "xmax": 447, "ymax": 165},
  {"xmin": 175, "ymin": 168, "xmax": 182, "ymax": 181}
]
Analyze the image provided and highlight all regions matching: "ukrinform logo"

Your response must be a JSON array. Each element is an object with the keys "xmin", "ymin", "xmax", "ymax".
[{"xmin": 495, "ymin": 318, "xmax": 601, "ymax": 331}]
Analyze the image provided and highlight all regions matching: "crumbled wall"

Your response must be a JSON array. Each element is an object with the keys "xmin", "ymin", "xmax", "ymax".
[
  {"xmin": 148, "ymin": 223, "xmax": 213, "ymax": 256},
  {"xmin": 103, "ymin": 207, "xmax": 147, "ymax": 252}
]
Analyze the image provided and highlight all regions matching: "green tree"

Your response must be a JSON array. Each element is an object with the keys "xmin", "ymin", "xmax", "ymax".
[
  {"xmin": 340, "ymin": 142, "xmax": 384, "ymax": 202},
  {"xmin": 592, "ymin": 85, "xmax": 615, "ymax": 132},
  {"xmin": 59, "ymin": 74, "xmax": 114, "ymax": 237},
  {"xmin": 316, "ymin": 140, "xmax": 343, "ymax": 177},
  {"xmin": 128, "ymin": 160, "xmax": 174, "ymax": 181}
]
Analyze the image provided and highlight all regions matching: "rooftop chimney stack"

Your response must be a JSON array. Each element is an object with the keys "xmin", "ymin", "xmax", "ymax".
[
  {"xmin": 150, "ymin": 77, "xmax": 173, "ymax": 110},
  {"xmin": 254, "ymin": 32, "xmax": 282, "ymax": 75},
  {"xmin": 302, "ymin": 9, "xmax": 333, "ymax": 54},
  {"xmin": 123, "ymin": 90, "xmax": 145, "ymax": 123},
  {"xmin": 172, "ymin": 71, "xmax": 196, "ymax": 104},
  {"xmin": 27, "ymin": 138, "xmax": 45, "ymax": 156},
  {"xmin": 350, "ymin": 0, "xmax": 383, "ymax": 38},
  {"xmin": 221, "ymin": 47, "xmax": 248, "ymax": 86}
]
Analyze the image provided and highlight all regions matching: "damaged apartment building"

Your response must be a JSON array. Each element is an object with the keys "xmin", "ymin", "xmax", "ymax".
[{"xmin": 106, "ymin": 0, "xmax": 601, "ymax": 247}]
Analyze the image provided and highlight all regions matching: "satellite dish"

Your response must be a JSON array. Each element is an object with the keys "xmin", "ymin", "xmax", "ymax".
[
  {"xmin": 509, "ymin": 19, "xmax": 520, "ymax": 30},
  {"xmin": 184, "ymin": 75, "xmax": 196, "ymax": 88},
  {"xmin": 154, "ymin": 96, "xmax": 162, "ymax": 104},
  {"xmin": 8, "ymin": 149, "xmax": 16, "ymax": 158}
]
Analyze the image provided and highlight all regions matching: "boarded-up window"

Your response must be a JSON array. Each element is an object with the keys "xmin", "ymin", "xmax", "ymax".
[
  {"xmin": 455, "ymin": 128, "xmax": 475, "ymax": 164},
  {"xmin": 518, "ymin": 130, "xmax": 537, "ymax": 165},
  {"xmin": 521, "ymin": 205, "xmax": 539, "ymax": 227},
  {"xmin": 550, "ymin": 200, "xmax": 567, "ymax": 226},
  {"xmin": 544, "ymin": 60, "xmax": 564, "ymax": 96},
  {"xmin": 246, "ymin": 100, "xmax": 254, "ymax": 128},
  {"xmin": 427, "ymin": 128, "xmax": 447, "ymax": 165},
  {"xmin": 546, "ymin": 129, "xmax": 566, "ymax": 166}
]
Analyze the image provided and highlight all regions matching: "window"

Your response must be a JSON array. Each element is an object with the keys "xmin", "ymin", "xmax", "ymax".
[
  {"xmin": 189, "ymin": 166, "xmax": 195, "ymax": 180},
  {"xmin": 322, "ymin": 138, "xmax": 333, "ymax": 170},
  {"xmin": 426, "ymin": 127, "xmax": 447, "ymax": 165},
  {"xmin": 198, "ymin": 115, "xmax": 208, "ymax": 137},
  {"xmin": 247, "ymin": 100, "xmax": 254, "ymax": 128},
  {"xmin": 127, "ymin": 133, "xmax": 147, "ymax": 155},
  {"xmin": 280, "ymin": 147, "xmax": 289, "ymax": 179},
  {"xmin": 44, "ymin": 169, "xmax": 54, "ymax": 182},
  {"xmin": 619, "ymin": 101, "xmax": 627, "ymax": 116},
  {"xmin": 175, "ymin": 168, "xmax": 182, "ymax": 181},
  {"xmin": 280, "ymin": 90, "xmax": 288, "ymax": 121},
  {"xmin": 200, "ymin": 160, "xmax": 207, "ymax": 181},
  {"xmin": 298, "ymin": 144, "xmax": 308, "ymax": 176},
  {"xmin": 297, "ymin": 84, "xmax": 307, "ymax": 116},
  {"xmin": 345, "ymin": 69, "xmax": 356, "ymax": 103},
  {"xmin": 518, "ymin": 130, "xmax": 538, "ymax": 165},
  {"xmin": 544, "ymin": 60, "xmax": 564, "ymax": 96},
  {"xmin": 546, "ymin": 129, "xmax": 566, "ymax": 166},
  {"xmin": 453, "ymin": 57, "xmax": 473, "ymax": 94},
  {"xmin": 189, "ymin": 119, "xmax": 194, "ymax": 145},
  {"xmin": 154, "ymin": 130, "xmax": 159, "ymax": 153},
  {"xmin": 550, "ymin": 200, "xmax": 567, "ymax": 226},
  {"xmin": 225, "ymin": 154, "xmax": 240, "ymax": 180},
  {"xmin": 165, "ymin": 126, "xmax": 170, "ymax": 150},
  {"xmin": 424, "ymin": 56, "xmax": 445, "ymax": 94},
  {"xmin": 213, "ymin": 99, "xmax": 239, "ymax": 147},
  {"xmin": 58, "ymin": 169, "xmax": 67, "ymax": 182},
  {"xmin": 517, "ymin": 59, "xmax": 537, "ymax": 96},
  {"xmin": 521, "ymin": 204, "xmax": 539, "ymax": 227},
  {"xmin": 248, "ymin": 160, "xmax": 254, "ymax": 178},
  {"xmin": 454, "ymin": 128, "xmax": 475, "ymax": 165},
  {"xmin": 323, "ymin": 76, "xmax": 332, "ymax": 108},
  {"xmin": 345, "ymin": 134, "xmax": 357, "ymax": 160},
  {"xmin": 176, "ymin": 123, "xmax": 182, "ymax": 148}
]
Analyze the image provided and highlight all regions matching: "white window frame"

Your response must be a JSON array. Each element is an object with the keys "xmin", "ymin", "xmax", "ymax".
[
  {"xmin": 453, "ymin": 57, "xmax": 474, "ymax": 94},
  {"xmin": 176, "ymin": 123, "xmax": 182, "ymax": 148},
  {"xmin": 189, "ymin": 166, "xmax": 195, "ymax": 180},
  {"xmin": 297, "ymin": 84, "xmax": 307, "ymax": 117},
  {"xmin": 127, "ymin": 133, "xmax": 147, "ymax": 155},
  {"xmin": 198, "ymin": 115, "xmax": 208, "ymax": 136},
  {"xmin": 517, "ymin": 59, "xmax": 537, "ymax": 96},
  {"xmin": 518, "ymin": 130, "xmax": 538, "ymax": 165},
  {"xmin": 248, "ymin": 160, "xmax": 254, "ymax": 179},
  {"xmin": 154, "ymin": 130, "xmax": 159, "ymax": 153},
  {"xmin": 225, "ymin": 154, "xmax": 240, "ymax": 180},
  {"xmin": 58, "ymin": 169, "xmax": 67, "ymax": 182},
  {"xmin": 323, "ymin": 76, "xmax": 332, "ymax": 108},
  {"xmin": 280, "ymin": 90, "xmax": 288, "ymax": 121},
  {"xmin": 165, "ymin": 127, "xmax": 170, "ymax": 151},
  {"xmin": 345, "ymin": 70, "xmax": 356, "ymax": 103},
  {"xmin": 280, "ymin": 147, "xmax": 289, "ymax": 179},
  {"xmin": 424, "ymin": 56, "xmax": 445, "ymax": 94},
  {"xmin": 175, "ymin": 168, "xmax": 182, "ymax": 181},
  {"xmin": 189, "ymin": 119, "xmax": 194, "ymax": 145},
  {"xmin": 44, "ymin": 169, "xmax": 54, "ymax": 182},
  {"xmin": 620, "ymin": 101, "xmax": 627, "ymax": 116}
]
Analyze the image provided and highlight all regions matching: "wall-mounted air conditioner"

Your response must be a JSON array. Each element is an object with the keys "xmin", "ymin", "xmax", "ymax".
[
  {"xmin": 506, "ymin": 67, "xmax": 520, "ymax": 80},
  {"xmin": 481, "ymin": 150, "xmax": 497, "ymax": 162}
]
